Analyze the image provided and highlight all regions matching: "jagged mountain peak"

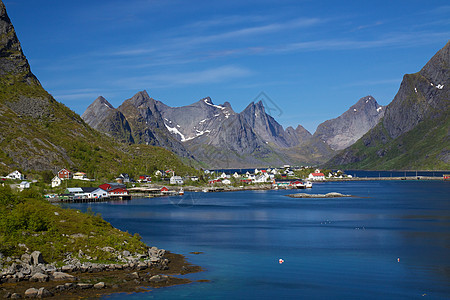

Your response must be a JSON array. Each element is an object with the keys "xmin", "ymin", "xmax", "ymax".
[
  {"xmin": 0, "ymin": 0, "xmax": 38, "ymax": 84},
  {"xmin": 243, "ymin": 100, "xmax": 265, "ymax": 112},
  {"xmin": 419, "ymin": 41, "xmax": 449, "ymax": 85},
  {"xmin": 347, "ymin": 95, "xmax": 384, "ymax": 115},
  {"xmin": 313, "ymin": 95, "xmax": 385, "ymax": 150},
  {"xmin": 327, "ymin": 41, "xmax": 449, "ymax": 170},
  {"xmin": 126, "ymin": 90, "xmax": 153, "ymax": 106},
  {"xmin": 94, "ymin": 96, "xmax": 114, "ymax": 109}
]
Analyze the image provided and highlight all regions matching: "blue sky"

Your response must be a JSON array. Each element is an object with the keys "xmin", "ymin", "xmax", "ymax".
[{"xmin": 4, "ymin": 0, "xmax": 449, "ymax": 133}]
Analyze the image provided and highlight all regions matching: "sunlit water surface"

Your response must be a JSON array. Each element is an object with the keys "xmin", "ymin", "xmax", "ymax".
[{"xmin": 68, "ymin": 180, "xmax": 450, "ymax": 299}]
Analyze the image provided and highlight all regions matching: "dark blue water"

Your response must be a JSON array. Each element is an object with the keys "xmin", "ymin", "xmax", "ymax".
[{"xmin": 68, "ymin": 181, "xmax": 450, "ymax": 299}]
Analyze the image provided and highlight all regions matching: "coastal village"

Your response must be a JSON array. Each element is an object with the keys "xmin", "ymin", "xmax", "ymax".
[
  {"xmin": 4, "ymin": 166, "xmax": 447, "ymax": 203},
  {"xmin": 0, "ymin": 166, "xmax": 356, "ymax": 202}
]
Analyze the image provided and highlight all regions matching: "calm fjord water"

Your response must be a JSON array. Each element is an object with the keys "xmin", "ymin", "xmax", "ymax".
[{"xmin": 69, "ymin": 181, "xmax": 450, "ymax": 299}]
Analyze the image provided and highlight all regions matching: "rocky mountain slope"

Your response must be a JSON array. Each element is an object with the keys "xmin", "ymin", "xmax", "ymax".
[
  {"xmin": 314, "ymin": 96, "xmax": 384, "ymax": 150},
  {"xmin": 0, "ymin": 0, "xmax": 195, "ymax": 177},
  {"xmin": 81, "ymin": 96, "xmax": 134, "ymax": 143},
  {"xmin": 327, "ymin": 41, "xmax": 450, "ymax": 170},
  {"xmin": 84, "ymin": 92, "xmax": 336, "ymax": 167},
  {"xmin": 84, "ymin": 89, "xmax": 388, "ymax": 168}
]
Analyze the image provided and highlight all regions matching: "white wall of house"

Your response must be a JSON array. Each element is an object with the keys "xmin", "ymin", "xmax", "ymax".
[{"xmin": 7, "ymin": 170, "xmax": 24, "ymax": 180}]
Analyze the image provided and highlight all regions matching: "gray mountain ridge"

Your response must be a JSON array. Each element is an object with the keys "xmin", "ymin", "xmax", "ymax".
[
  {"xmin": 313, "ymin": 96, "xmax": 385, "ymax": 151},
  {"xmin": 326, "ymin": 41, "xmax": 450, "ymax": 169},
  {"xmin": 82, "ymin": 90, "xmax": 384, "ymax": 167}
]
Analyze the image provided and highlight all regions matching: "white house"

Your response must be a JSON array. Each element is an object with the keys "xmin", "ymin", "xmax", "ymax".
[
  {"xmin": 65, "ymin": 187, "xmax": 108, "ymax": 199},
  {"xmin": 51, "ymin": 176, "xmax": 62, "ymax": 188},
  {"xmin": 19, "ymin": 181, "xmax": 30, "ymax": 190},
  {"xmin": 254, "ymin": 175, "xmax": 268, "ymax": 183},
  {"xmin": 87, "ymin": 188, "xmax": 108, "ymax": 199},
  {"xmin": 170, "ymin": 176, "xmax": 184, "ymax": 185},
  {"xmin": 308, "ymin": 172, "xmax": 325, "ymax": 181},
  {"xmin": 7, "ymin": 170, "xmax": 24, "ymax": 180},
  {"xmin": 188, "ymin": 176, "xmax": 199, "ymax": 181},
  {"xmin": 247, "ymin": 174, "xmax": 256, "ymax": 181},
  {"xmin": 222, "ymin": 179, "xmax": 231, "ymax": 185},
  {"xmin": 66, "ymin": 187, "xmax": 84, "ymax": 195},
  {"xmin": 155, "ymin": 170, "xmax": 163, "ymax": 176},
  {"xmin": 73, "ymin": 172, "xmax": 88, "ymax": 180},
  {"xmin": 220, "ymin": 172, "xmax": 227, "ymax": 179},
  {"xmin": 232, "ymin": 172, "xmax": 240, "ymax": 179}
]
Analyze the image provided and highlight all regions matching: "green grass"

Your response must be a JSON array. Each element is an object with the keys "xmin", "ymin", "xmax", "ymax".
[
  {"xmin": 0, "ymin": 73, "xmax": 199, "ymax": 180},
  {"xmin": 328, "ymin": 113, "xmax": 450, "ymax": 170},
  {"xmin": 0, "ymin": 186, "xmax": 148, "ymax": 264}
]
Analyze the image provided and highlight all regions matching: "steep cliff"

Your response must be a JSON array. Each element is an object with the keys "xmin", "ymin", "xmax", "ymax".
[
  {"xmin": 314, "ymin": 96, "xmax": 384, "ymax": 150},
  {"xmin": 327, "ymin": 42, "xmax": 450, "ymax": 170},
  {"xmin": 0, "ymin": 1, "xmax": 195, "ymax": 177}
]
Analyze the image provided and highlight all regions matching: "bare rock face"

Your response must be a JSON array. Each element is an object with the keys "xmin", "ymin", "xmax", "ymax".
[
  {"xmin": 0, "ymin": 1, "xmax": 40, "ymax": 87},
  {"xmin": 327, "ymin": 41, "xmax": 450, "ymax": 169},
  {"xmin": 285, "ymin": 125, "xmax": 312, "ymax": 147},
  {"xmin": 117, "ymin": 91, "xmax": 192, "ymax": 158},
  {"xmin": 30, "ymin": 251, "xmax": 45, "ymax": 266},
  {"xmin": 314, "ymin": 96, "xmax": 384, "ymax": 150},
  {"xmin": 383, "ymin": 42, "xmax": 449, "ymax": 139},
  {"xmin": 81, "ymin": 96, "xmax": 134, "ymax": 143}
]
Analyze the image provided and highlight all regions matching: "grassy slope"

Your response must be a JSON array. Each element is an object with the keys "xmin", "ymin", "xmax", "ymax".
[
  {"xmin": 329, "ymin": 112, "xmax": 449, "ymax": 170},
  {"xmin": 0, "ymin": 186, "xmax": 147, "ymax": 263},
  {"xmin": 0, "ymin": 74, "xmax": 198, "ymax": 178},
  {"xmin": 326, "ymin": 70, "xmax": 450, "ymax": 171}
]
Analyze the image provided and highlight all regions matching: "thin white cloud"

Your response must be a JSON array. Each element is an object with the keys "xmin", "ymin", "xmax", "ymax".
[
  {"xmin": 107, "ymin": 17, "xmax": 323, "ymax": 58},
  {"xmin": 117, "ymin": 65, "xmax": 252, "ymax": 89},
  {"xmin": 271, "ymin": 31, "xmax": 450, "ymax": 53}
]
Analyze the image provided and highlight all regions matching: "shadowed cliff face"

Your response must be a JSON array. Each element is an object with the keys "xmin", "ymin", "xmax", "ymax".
[
  {"xmin": 314, "ymin": 96, "xmax": 385, "ymax": 150},
  {"xmin": 382, "ymin": 42, "xmax": 449, "ymax": 139},
  {"xmin": 0, "ymin": 1, "xmax": 195, "ymax": 176},
  {"xmin": 81, "ymin": 96, "xmax": 134, "ymax": 143},
  {"xmin": 117, "ymin": 91, "xmax": 193, "ymax": 158},
  {"xmin": 0, "ymin": 1, "xmax": 38, "ymax": 84},
  {"xmin": 327, "ymin": 42, "xmax": 450, "ymax": 170},
  {"xmin": 83, "ymin": 91, "xmax": 387, "ymax": 168}
]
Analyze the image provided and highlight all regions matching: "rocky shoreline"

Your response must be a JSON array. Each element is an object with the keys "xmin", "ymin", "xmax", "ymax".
[{"xmin": 0, "ymin": 247, "xmax": 202, "ymax": 299}]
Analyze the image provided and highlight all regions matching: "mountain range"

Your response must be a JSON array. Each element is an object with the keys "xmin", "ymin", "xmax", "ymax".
[
  {"xmin": 1, "ymin": 0, "xmax": 448, "ymax": 174},
  {"xmin": 83, "ymin": 90, "xmax": 386, "ymax": 168}
]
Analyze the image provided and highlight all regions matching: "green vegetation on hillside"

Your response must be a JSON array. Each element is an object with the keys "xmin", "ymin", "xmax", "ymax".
[
  {"xmin": 0, "ymin": 73, "xmax": 198, "ymax": 179},
  {"xmin": 0, "ymin": 186, "xmax": 147, "ymax": 263},
  {"xmin": 328, "ymin": 113, "xmax": 450, "ymax": 170}
]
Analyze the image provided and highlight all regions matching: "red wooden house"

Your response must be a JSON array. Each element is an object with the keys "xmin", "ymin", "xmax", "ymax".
[{"xmin": 57, "ymin": 168, "xmax": 72, "ymax": 180}]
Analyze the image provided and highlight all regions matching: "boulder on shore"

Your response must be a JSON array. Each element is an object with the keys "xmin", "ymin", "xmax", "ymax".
[{"xmin": 30, "ymin": 251, "xmax": 45, "ymax": 266}]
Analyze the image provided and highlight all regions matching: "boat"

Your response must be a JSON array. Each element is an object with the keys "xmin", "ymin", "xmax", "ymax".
[
  {"xmin": 305, "ymin": 181, "xmax": 312, "ymax": 188},
  {"xmin": 179, "ymin": 187, "xmax": 184, "ymax": 195}
]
